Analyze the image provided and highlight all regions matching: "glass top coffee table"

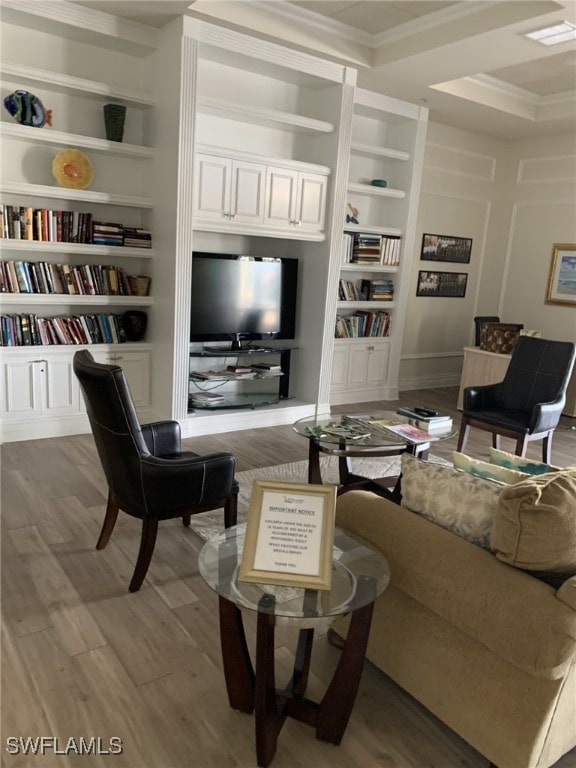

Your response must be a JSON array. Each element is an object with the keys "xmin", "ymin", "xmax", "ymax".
[
  {"xmin": 199, "ymin": 525, "xmax": 390, "ymax": 767},
  {"xmin": 293, "ymin": 411, "xmax": 456, "ymax": 492}
]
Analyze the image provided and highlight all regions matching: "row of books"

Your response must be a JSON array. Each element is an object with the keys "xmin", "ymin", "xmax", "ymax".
[
  {"xmin": 335, "ymin": 310, "xmax": 391, "ymax": 338},
  {"xmin": 360, "ymin": 279, "xmax": 394, "ymax": 300},
  {"xmin": 1, "ymin": 312, "xmax": 130, "ymax": 347},
  {"xmin": 342, "ymin": 233, "xmax": 402, "ymax": 266},
  {"xmin": 0, "ymin": 205, "xmax": 152, "ymax": 248},
  {"xmin": 0, "ymin": 260, "xmax": 141, "ymax": 296},
  {"xmin": 338, "ymin": 278, "xmax": 394, "ymax": 301}
]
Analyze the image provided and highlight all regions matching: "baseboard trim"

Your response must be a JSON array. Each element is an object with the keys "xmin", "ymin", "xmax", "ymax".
[{"xmin": 399, "ymin": 374, "xmax": 461, "ymax": 391}]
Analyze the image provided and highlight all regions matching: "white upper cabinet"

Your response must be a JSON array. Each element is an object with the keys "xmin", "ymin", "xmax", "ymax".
[
  {"xmin": 264, "ymin": 166, "xmax": 327, "ymax": 232},
  {"xmin": 193, "ymin": 153, "xmax": 266, "ymax": 225}
]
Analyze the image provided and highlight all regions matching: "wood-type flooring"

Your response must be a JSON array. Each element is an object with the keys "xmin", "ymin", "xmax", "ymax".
[{"xmin": 2, "ymin": 387, "xmax": 576, "ymax": 768}]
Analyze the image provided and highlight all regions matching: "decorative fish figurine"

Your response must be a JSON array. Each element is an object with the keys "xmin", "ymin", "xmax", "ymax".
[{"xmin": 3, "ymin": 89, "xmax": 52, "ymax": 128}]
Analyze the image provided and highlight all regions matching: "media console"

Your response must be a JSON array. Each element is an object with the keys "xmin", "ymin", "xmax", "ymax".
[{"xmin": 188, "ymin": 347, "xmax": 294, "ymax": 411}]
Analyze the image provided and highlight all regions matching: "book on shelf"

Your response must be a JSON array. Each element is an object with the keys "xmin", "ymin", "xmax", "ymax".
[
  {"xmin": 226, "ymin": 364, "xmax": 253, "ymax": 374},
  {"xmin": 251, "ymin": 362, "xmax": 282, "ymax": 371},
  {"xmin": 190, "ymin": 391, "xmax": 226, "ymax": 403}
]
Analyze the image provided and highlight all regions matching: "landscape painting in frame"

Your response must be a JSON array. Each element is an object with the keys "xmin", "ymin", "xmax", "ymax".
[
  {"xmin": 546, "ymin": 243, "xmax": 576, "ymax": 306},
  {"xmin": 421, "ymin": 233, "xmax": 472, "ymax": 263},
  {"xmin": 417, "ymin": 270, "xmax": 468, "ymax": 298}
]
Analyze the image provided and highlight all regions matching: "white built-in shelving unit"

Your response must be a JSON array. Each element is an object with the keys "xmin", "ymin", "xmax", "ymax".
[
  {"xmin": 0, "ymin": 0, "xmax": 158, "ymax": 441},
  {"xmin": 331, "ymin": 88, "xmax": 428, "ymax": 405}
]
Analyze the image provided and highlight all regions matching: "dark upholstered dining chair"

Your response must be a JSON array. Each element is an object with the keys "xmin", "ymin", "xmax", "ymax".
[
  {"xmin": 457, "ymin": 336, "xmax": 576, "ymax": 463},
  {"xmin": 73, "ymin": 350, "xmax": 238, "ymax": 592}
]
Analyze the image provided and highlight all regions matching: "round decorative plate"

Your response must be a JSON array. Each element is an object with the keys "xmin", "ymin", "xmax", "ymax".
[{"xmin": 52, "ymin": 148, "xmax": 93, "ymax": 189}]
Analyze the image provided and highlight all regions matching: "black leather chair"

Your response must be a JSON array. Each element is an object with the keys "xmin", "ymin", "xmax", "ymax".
[
  {"xmin": 73, "ymin": 350, "xmax": 238, "ymax": 592},
  {"xmin": 457, "ymin": 336, "xmax": 576, "ymax": 463}
]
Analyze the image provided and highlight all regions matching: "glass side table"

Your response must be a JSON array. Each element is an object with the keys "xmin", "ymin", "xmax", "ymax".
[
  {"xmin": 293, "ymin": 411, "xmax": 456, "ymax": 492},
  {"xmin": 199, "ymin": 525, "xmax": 390, "ymax": 767}
]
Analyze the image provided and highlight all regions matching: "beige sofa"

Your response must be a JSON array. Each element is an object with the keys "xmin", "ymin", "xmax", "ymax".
[{"xmin": 332, "ymin": 460, "xmax": 576, "ymax": 768}]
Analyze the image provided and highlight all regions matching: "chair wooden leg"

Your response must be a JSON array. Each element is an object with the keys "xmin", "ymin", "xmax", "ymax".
[
  {"xmin": 456, "ymin": 418, "xmax": 470, "ymax": 452},
  {"xmin": 96, "ymin": 491, "xmax": 119, "ymax": 550},
  {"xmin": 129, "ymin": 517, "xmax": 159, "ymax": 592},
  {"xmin": 542, "ymin": 432, "xmax": 552, "ymax": 463},
  {"xmin": 515, "ymin": 435, "xmax": 528, "ymax": 457},
  {"xmin": 182, "ymin": 513, "xmax": 191, "ymax": 527},
  {"xmin": 224, "ymin": 493, "xmax": 238, "ymax": 528}
]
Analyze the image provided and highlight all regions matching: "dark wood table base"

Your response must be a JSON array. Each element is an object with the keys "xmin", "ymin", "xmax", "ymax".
[
  {"xmin": 218, "ymin": 577, "xmax": 376, "ymax": 767},
  {"xmin": 306, "ymin": 438, "xmax": 431, "ymax": 502}
]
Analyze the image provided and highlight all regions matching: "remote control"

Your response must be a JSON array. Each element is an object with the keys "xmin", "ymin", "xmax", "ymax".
[{"xmin": 413, "ymin": 407, "xmax": 439, "ymax": 417}]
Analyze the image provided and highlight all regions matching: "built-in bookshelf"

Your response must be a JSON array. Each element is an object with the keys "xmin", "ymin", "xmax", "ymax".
[
  {"xmin": 331, "ymin": 88, "xmax": 428, "ymax": 405},
  {"xmin": 0, "ymin": 0, "xmax": 158, "ymax": 441}
]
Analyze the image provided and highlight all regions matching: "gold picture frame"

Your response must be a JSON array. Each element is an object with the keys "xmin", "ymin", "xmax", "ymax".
[
  {"xmin": 546, "ymin": 243, "xmax": 576, "ymax": 306},
  {"xmin": 238, "ymin": 480, "xmax": 337, "ymax": 591}
]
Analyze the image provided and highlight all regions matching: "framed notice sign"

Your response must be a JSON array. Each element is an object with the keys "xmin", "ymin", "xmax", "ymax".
[{"xmin": 239, "ymin": 481, "xmax": 336, "ymax": 591}]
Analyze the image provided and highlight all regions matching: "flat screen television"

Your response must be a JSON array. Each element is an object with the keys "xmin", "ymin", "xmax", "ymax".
[{"xmin": 189, "ymin": 252, "xmax": 298, "ymax": 349}]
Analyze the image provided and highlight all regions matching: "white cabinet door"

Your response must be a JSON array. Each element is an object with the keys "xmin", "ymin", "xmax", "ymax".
[
  {"xmin": 264, "ymin": 166, "xmax": 299, "ymax": 227},
  {"xmin": 296, "ymin": 171, "xmax": 327, "ymax": 231},
  {"xmin": 330, "ymin": 345, "xmax": 350, "ymax": 391},
  {"xmin": 44, "ymin": 356, "xmax": 81, "ymax": 416},
  {"xmin": 348, "ymin": 345, "xmax": 371, "ymax": 388},
  {"xmin": 366, "ymin": 344, "xmax": 389, "ymax": 388},
  {"xmin": 230, "ymin": 160, "xmax": 266, "ymax": 223},
  {"xmin": 193, "ymin": 154, "xmax": 232, "ymax": 221},
  {"xmin": 90, "ymin": 350, "xmax": 150, "ymax": 407},
  {"xmin": 1, "ymin": 357, "xmax": 43, "ymax": 420},
  {"xmin": 1, "ymin": 353, "xmax": 80, "ymax": 421}
]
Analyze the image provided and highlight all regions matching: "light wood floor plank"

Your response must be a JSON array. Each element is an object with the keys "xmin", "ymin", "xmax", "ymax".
[{"xmin": 9, "ymin": 526, "xmax": 107, "ymax": 656}]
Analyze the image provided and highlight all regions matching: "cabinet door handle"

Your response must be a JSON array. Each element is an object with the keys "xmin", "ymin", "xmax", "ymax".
[{"xmin": 367, "ymin": 345, "xmax": 374, "ymax": 351}]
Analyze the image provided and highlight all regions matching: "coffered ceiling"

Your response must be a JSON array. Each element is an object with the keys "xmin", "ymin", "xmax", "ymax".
[{"xmin": 73, "ymin": 0, "xmax": 576, "ymax": 140}]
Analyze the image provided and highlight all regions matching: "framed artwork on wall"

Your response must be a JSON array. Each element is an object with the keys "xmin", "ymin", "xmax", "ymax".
[
  {"xmin": 420, "ymin": 233, "xmax": 472, "ymax": 263},
  {"xmin": 417, "ymin": 270, "xmax": 468, "ymax": 298},
  {"xmin": 545, "ymin": 243, "xmax": 576, "ymax": 306}
]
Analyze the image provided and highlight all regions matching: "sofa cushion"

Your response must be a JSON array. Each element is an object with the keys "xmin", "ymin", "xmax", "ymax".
[
  {"xmin": 490, "ymin": 470, "xmax": 576, "ymax": 576},
  {"xmin": 453, "ymin": 451, "xmax": 528, "ymax": 485},
  {"xmin": 335, "ymin": 490, "xmax": 576, "ymax": 680},
  {"xmin": 400, "ymin": 453, "xmax": 500, "ymax": 549},
  {"xmin": 488, "ymin": 447, "xmax": 550, "ymax": 476}
]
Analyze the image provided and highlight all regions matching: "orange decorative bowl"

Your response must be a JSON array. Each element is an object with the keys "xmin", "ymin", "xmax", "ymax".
[{"xmin": 52, "ymin": 148, "xmax": 93, "ymax": 189}]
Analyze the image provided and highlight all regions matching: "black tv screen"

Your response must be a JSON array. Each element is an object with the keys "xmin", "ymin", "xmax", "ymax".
[{"xmin": 190, "ymin": 253, "xmax": 298, "ymax": 348}]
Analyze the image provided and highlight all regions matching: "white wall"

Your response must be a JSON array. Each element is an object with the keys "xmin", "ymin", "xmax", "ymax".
[{"xmin": 399, "ymin": 121, "xmax": 576, "ymax": 392}]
